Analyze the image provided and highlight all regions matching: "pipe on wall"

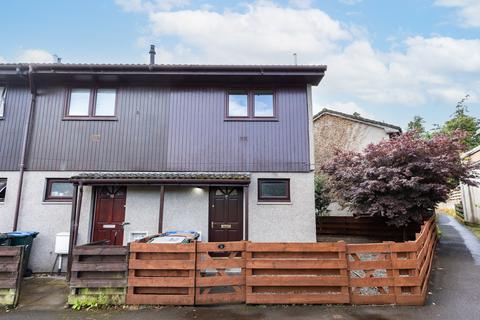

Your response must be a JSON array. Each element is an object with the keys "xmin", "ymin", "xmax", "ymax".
[{"xmin": 12, "ymin": 65, "xmax": 37, "ymax": 231}]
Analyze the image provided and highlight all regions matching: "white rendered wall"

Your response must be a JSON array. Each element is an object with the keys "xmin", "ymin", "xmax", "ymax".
[
  {"xmin": 123, "ymin": 186, "xmax": 160, "ymax": 244},
  {"xmin": 0, "ymin": 171, "xmax": 92, "ymax": 272},
  {"xmin": 248, "ymin": 172, "xmax": 316, "ymax": 242},
  {"xmin": 162, "ymin": 186, "xmax": 209, "ymax": 241}
]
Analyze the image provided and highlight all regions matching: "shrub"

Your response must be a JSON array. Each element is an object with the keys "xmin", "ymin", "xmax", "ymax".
[
  {"xmin": 322, "ymin": 131, "xmax": 478, "ymax": 227},
  {"xmin": 314, "ymin": 174, "xmax": 330, "ymax": 217}
]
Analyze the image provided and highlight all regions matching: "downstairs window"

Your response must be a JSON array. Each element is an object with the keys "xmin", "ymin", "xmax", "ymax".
[{"xmin": 258, "ymin": 178, "xmax": 290, "ymax": 202}]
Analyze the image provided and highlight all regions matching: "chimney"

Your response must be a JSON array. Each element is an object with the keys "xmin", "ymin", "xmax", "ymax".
[
  {"xmin": 53, "ymin": 54, "xmax": 62, "ymax": 64},
  {"xmin": 149, "ymin": 45, "xmax": 156, "ymax": 65}
]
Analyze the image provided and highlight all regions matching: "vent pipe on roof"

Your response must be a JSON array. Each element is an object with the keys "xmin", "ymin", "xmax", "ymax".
[{"xmin": 149, "ymin": 45, "xmax": 156, "ymax": 65}]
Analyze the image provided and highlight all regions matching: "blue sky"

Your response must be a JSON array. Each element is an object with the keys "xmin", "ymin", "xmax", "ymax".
[{"xmin": 1, "ymin": 0, "xmax": 479, "ymax": 130}]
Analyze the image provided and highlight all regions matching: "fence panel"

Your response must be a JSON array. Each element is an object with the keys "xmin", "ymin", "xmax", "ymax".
[
  {"xmin": 0, "ymin": 246, "xmax": 24, "ymax": 306},
  {"xmin": 392, "ymin": 219, "xmax": 437, "ymax": 305},
  {"xmin": 68, "ymin": 244, "xmax": 128, "ymax": 305},
  {"xmin": 195, "ymin": 241, "xmax": 246, "ymax": 305},
  {"xmin": 347, "ymin": 242, "xmax": 396, "ymax": 304},
  {"xmin": 317, "ymin": 216, "xmax": 419, "ymax": 240},
  {"xmin": 126, "ymin": 242, "xmax": 196, "ymax": 305},
  {"xmin": 245, "ymin": 242, "xmax": 350, "ymax": 304}
]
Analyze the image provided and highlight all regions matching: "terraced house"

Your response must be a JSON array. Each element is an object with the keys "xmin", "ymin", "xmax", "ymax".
[{"xmin": 0, "ymin": 56, "xmax": 326, "ymax": 272}]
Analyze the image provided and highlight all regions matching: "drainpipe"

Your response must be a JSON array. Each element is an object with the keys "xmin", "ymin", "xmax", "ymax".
[{"xmin": 12, "ymin": 65, "xmax": 36, "ymax": 231}]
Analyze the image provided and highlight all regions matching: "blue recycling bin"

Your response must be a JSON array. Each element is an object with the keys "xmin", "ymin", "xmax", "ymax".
[{"xmin": 7, "ymin": 231, "xmax": 39, "ymax": 276}]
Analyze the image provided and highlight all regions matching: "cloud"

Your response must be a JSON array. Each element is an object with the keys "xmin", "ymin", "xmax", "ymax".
[
  {"xmin": 323, "ymin": 36, "xmax": 480, "ymax": 106},
  {"xmin": 146, "ymin": 1, "xmax": 351, "ymax": 64},
  {"xmin": 435, "ymin": 0, "xmax": 480, "ymax": 28},
  {"xmin": 115, "ymin": 0, "xmax": 190, "ymax": 12},
  {"xmin": 288, "ymin": 0, "xmax": 312, "ymax": 9},
  {"xmin": 0, "ymin": 56, "xmax": 5, "ymax": 63},
  {"xmin": 17, "ymin": 49, "xmax": 54, "ymax": 63},
  {"xmin": 116, "ymin": 0, "xmax": 480, "ymax": 115}
]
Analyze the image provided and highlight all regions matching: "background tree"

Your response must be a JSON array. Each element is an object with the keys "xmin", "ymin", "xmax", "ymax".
[
  {"xmin": 407, "ymin": 115, "xmax": 426, "ymax": 134},
  {"xmin": 322, "ymin": 131, "xmax": 477, "ymax": 229},
  {"xmin": 441, "ymin": 95, "xmax": 480, "ymax": 149},
  {"xmin": 314, "ymin": 175, "xmax": 330, "ymax": 217}
]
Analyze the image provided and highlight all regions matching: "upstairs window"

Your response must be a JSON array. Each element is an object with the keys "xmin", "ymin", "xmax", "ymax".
[
  {"xmin": 68, "ymin": 89, "xmax": 90, "ymax": 116},
  {"xmin": 254, "ymin": 90, "xmax": 274, "ymax": 117},
  {"xmin": 44, "ymin": 179, "xmax": 74, "ymax": 202},
  {"xmin": 0, "ymin": 179, "xmax": 7, "ymax": 202},
  {"xmin": 66, "ymin": 88, "xmax": 117, "ymax": 119},
  {"xmin": 226, "ymin": 89, "xmax": 275, "ymax": 120},
  {"xmin": 258, "ymin": 178, "xmax": 290, "ymax": 202},
  {"xmin": 0, "ymin": 87, "xmax": 6, "ymax": 119},
  {"xmin": 228, "ymin": 91, "xmax": 248, "ymax": 117},
  {"xmin": 94, "ymin": 89, "xmax": 116, "ymax": 116}
]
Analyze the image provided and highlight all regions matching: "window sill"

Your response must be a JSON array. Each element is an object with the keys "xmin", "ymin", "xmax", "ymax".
[
  {"xmin": 42, "ymin": 201, "xmax": 72, "ymax": 205},
  {"xmin": 62, "ymin": 117, "xmax": 118, "ymax": 121},
  {"xmin": 224, "ymin": 117, "xmax": 278, "ymax": 122},
  {"xmin": 257, "ymin": 201, "xmax": 292, "ymax": 205}
]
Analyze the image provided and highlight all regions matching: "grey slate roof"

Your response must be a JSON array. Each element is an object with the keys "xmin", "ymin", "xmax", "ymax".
[
  {"xmin": 313, "ymin": 108, "xmax": 402, "ymax": 133},
  {"xmin": 71, "ymin": 172, "xmax": 251, "ymax": 181}
]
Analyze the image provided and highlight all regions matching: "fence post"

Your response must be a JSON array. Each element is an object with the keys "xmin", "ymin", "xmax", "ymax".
[
  {"xmin": 193, "ymin": 240, "xmax": 198, "ymax": 306},
  {"xmin": 244, "ymin": 241, "xmax": 252, "ymax": 304},
  {"xmin": 383, "ymin": 241, "xmax": 397, "ymax": 304},
  {"xmin": 340, "ymin": 241, "xmax": 351, "ymax": 304}
]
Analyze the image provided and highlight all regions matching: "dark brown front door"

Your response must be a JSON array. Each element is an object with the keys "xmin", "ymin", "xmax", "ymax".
[
  {"xmin": 209, "ymin": 187, "xmax": 243, "ymax": 242},
  {"xmin": 92, "ymin": 186, "xmax": 127, "ymax": 245}
]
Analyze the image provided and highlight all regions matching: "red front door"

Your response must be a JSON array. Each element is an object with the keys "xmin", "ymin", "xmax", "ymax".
[{"xmin": 92, "ymin": 186, "xmax": 127, "ymax": 245}]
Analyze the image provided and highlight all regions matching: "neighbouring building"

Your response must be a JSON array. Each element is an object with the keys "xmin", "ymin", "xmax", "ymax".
[
  {"xmin": 460, "ymin": 145, "xmax": 480, "ymax": 224},
  {"xmin": 313, "ymin": 108, "xmax": 402, "ymax": 173},
  {"xmin": 0, "ymin": 57, "xmax": 326, "ymax": 272},
  {"xmin": 313, "ymin": 108, "xmax": 402, "ymax": 215}
]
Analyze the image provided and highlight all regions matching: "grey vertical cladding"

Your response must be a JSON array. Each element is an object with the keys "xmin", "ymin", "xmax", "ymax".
[
  {"xmin": 0, "ymin": 87, "xmax": 30, "ymax": 171},
  {"xmin": 24, "ymin": 86, "xmax": 310, "ymax": 172}
]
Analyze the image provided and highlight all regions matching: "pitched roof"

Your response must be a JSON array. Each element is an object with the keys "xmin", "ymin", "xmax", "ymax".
[{"xmin": 313, "ymin": 108, "xmax": 402, "ymax": 133}]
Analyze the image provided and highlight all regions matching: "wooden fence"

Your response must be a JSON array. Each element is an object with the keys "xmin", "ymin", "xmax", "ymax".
[
  {"xmin": 68, "ymin": 243, "xmax": 128, "ymax": 305},
  {"xmin": 127, "ymin": 241, "xmax": 196, "ymax": 305},
  {"xmin": 316, "ymin": 216, "xmax": 420, "ymax": 240},
  {"xmin": 246, "ymin": 242, "xmax": 349, "ymax": 304},
  {"xmin": 125, "ymin": 217, "xmax": 436, "ymax": 306},
  {"xmin": 0, "ymin": 246, "xmax": 24, "ymax": 306}
]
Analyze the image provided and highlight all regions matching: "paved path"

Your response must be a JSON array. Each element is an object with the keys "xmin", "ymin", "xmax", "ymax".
[{"xmin": 2, "ymin": 214, "xmax": 480, "ymax": 320}]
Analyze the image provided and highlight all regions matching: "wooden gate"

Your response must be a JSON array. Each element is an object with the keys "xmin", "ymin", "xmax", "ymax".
[{"xmin": 195, "ymin": 241, "xmax": 246, "ymax": 305}]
